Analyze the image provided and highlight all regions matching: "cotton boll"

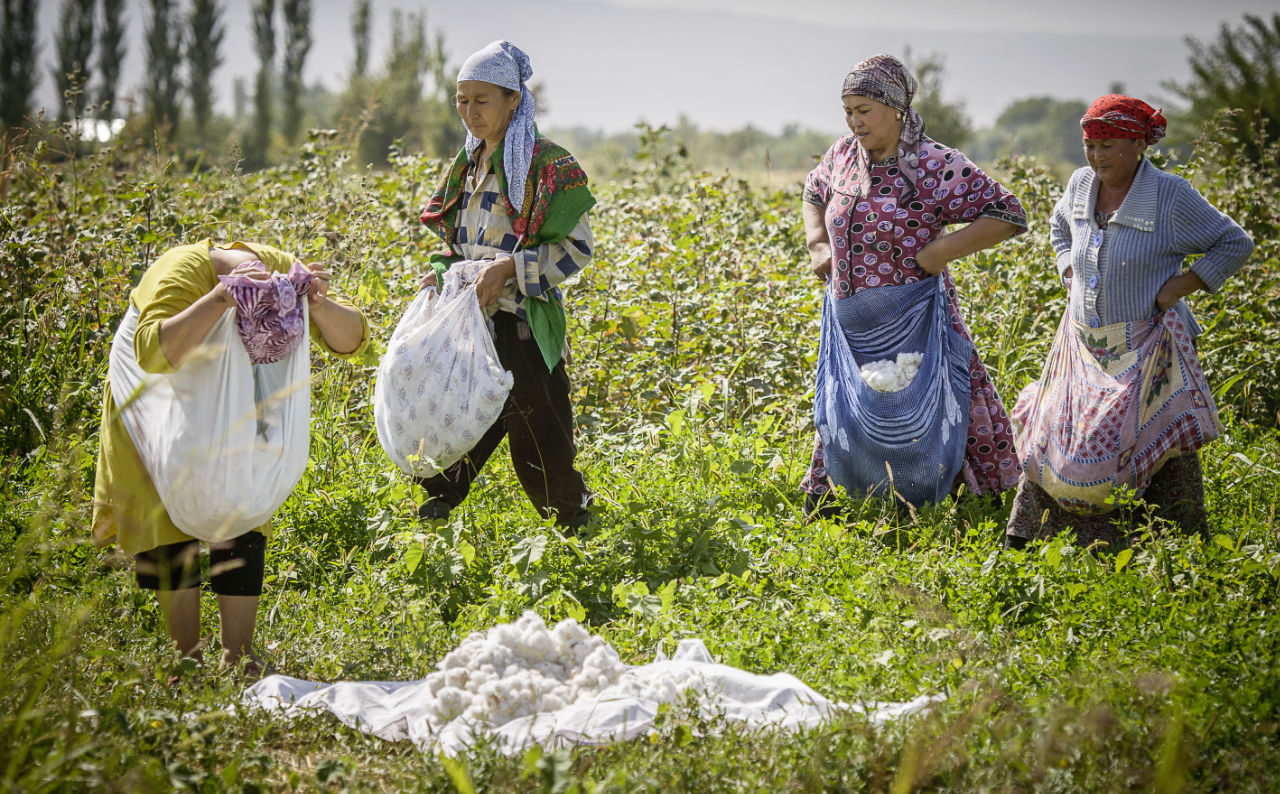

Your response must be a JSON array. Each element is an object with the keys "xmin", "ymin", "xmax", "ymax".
[
  {"xmin": 522, "ymin": 629, "xmax": 557, "ymax": 662},
  {"xmin": 424, "ymin": 672, "xmax": 445, "ymax": 695},
  {"xmin": 435, "ymin": 687, "xmax": 468, "ymax": 719},
  {"xmin": 541, "ymin": 693, "xmax": 568, "ymax": 712},
  {"xmin": 896, "ymin": 352, "xmax": 923, "ymax": 383},
  {"xmin": 859, "ymin": 360, "xmax": 899, "ymax": 391},
  {"xmin": 860, "ymin": 351, "xmax": 924, "ymax": 392},
  {"xmin": 415, "ymin": 611, "xmax": 710, "ymax": 739},
  {"xmin": 535, "ymin": 661, "xmax": 565, "ymax": 680}
]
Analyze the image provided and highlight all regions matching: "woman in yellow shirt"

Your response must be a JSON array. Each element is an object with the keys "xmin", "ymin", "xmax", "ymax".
[{"xmin": 93, "ymin": 239, "xmax": 368, "ymax": 674}]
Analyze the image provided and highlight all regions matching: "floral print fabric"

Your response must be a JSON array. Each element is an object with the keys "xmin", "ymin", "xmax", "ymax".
[{"xmin": 218, "ymin": 260, "xmax": 313, "ymax": 365}]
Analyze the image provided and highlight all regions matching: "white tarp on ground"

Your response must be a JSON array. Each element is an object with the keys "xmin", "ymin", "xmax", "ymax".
[{"xmin": 242, "ymin": 613, "xmax": 942, "ymax": 755}]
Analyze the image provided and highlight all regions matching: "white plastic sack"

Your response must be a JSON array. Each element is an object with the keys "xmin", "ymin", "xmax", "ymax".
[
  {"xmin": 108, "ymin": 303, "xmax": 311, "ymax": 541},
  {"xmin": 374, "ymin": 268, "xmax": 513, "ymax": 478},
  {"xmin": 242, "ymin": 612, "xmax": 945, "ymax": 756}
]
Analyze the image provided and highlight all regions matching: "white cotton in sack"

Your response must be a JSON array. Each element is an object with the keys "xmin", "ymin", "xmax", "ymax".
[
  {"xmin": 860, "ymin": 352, "xmax": 924, "ymax": 392},
  {"xmin": 374, "ymin": 267, "xmax": 514, "ymax": 478}
]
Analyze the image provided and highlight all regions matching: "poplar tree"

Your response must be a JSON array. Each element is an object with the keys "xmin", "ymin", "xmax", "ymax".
[
  {"xmin": 0, "ymin": 0, "xmax": 40, "ymax": 131},
  {"xmin": 280, "ymin": 0, "xmax": 311, "ymax": 145},
  {"xmin": 52, "ymin": 0, "xmax": 95, "ymax": 122},
  {"xmin": 187, "ymin": 0, "xmax": 225, "ymax": 143},
  {"xmin": 96, "ymin": 0, "xmax": 127, "ymax": 119},
  {"xmin": 249, "ymin": 0, "xmax": 275, "ymax": 168},
  {"xmin": 351, "ymin": 0, "xmax": 370, "ymax": 79},
  {"xmin": 145, "ymin": 0, "xmax": 184, "ymax": 135}
]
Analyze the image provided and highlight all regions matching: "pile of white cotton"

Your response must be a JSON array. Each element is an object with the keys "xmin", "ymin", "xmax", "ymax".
[
  {"xmin": 418, "ymin": 612, "xmax": 698, "ymax": 734},
  {"xmin": 243, "ymin": 611, "xmax": 947, "ymax": 755},
  {"xmin": 860, "ymin": 352, "xmax": 924, "ymax": 392}
]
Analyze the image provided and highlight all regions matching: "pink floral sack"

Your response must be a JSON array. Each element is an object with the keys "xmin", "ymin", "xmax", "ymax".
[{"xmin": 1012, "ymin": 307, "xmax": 1223, "ymax": 514}]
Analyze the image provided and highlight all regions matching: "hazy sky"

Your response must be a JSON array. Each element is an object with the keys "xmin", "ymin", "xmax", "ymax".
[{"xmin": 32, "ymin": 0, "xmax": 1279, "ymax": 134}]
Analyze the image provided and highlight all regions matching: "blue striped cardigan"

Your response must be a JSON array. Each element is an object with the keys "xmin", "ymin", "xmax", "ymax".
[{"xmin": 1051, "ymin": 158, "xmax": 1254, "ymax": 335}]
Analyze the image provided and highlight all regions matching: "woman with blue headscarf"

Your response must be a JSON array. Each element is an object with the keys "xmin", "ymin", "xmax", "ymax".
[{"xmin": 416, "ymin": 40, "xmax": 595, "ymax": 531}]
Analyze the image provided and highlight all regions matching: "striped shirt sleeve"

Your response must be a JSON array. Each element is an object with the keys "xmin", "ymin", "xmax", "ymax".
[
  {"xmin": 1049, "ymin": 190, "xmax": 1074, "ymax": 280},
  {"xmin": 1171, "ymin": 182, "xmax": 1254, "ymax": 294},
  {"xmin": 513, "ymin": 213, "xmax": 594, "ymax": 299}
]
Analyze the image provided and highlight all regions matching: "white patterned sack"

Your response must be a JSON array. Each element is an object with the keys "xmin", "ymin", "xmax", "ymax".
[
  {"xmin": 374, "ymin": 267, "xmax": 513, "ymax": 478},
  {"xmin": 108, "ymin": 303, "xmax": 312, "ymax": 541}
]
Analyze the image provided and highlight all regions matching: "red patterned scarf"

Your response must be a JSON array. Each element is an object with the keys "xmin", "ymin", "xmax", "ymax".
[{"xmin": 1081, "ymin": 94, "xmax": 1167, "ymax": 144}]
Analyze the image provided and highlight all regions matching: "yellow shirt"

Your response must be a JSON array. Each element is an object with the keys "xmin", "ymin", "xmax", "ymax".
[{"xmin": 92, "ymin": 240, "xmax": 370, "ymax": 554}]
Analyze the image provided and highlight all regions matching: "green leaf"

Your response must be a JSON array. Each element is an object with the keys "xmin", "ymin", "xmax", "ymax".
[
  {"xmin": 357, "ymin": 265, "xmax": 390, "ymax": 303},
  {"xmin": 1041, "ymin": 543, "xmax": 1062, "ymax": 568},
  {"xmin": 404, "ymin": 543, "xmax": 424, "ymax": 575},
  {"xmin": 658, "ymin": 579, "xmax": 678, "ymax": 613},
  {"xmin": 457, "ymin": 540, "xmax": 476, "ymax": 567},
  {"xmin": 441, "ymin": 755, "xmax": 476, "ymax": 794},
  {"xmin": 1114, "ymin": 548, "xmax": 1134, "ymax": 573},
  {"xmin": 666, "ymin": 409, "xmax": 685, "ymax": 436},
  {"xmin": 612, "ymin": 580, "xmax": 650, "ymax": 606},
  {"xmin": 509, "ymin": 535, "xmax": 547, "ymax": 576}
]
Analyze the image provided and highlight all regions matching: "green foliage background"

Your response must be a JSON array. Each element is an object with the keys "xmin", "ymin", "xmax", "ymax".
[{"xmin": 0, "ymin": 118, "xmax": 1278, "ymax": 791}]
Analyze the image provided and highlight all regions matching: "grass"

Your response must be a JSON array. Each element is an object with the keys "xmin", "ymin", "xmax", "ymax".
[{"xmin": 1, "ymin": 123, "xmax": 1278, "ymax": 791}]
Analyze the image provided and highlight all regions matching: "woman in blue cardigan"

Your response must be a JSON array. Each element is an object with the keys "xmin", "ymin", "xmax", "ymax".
[{"xmin": 1005, "ymin": 94, "xmax": 1254, "ymax": 551}]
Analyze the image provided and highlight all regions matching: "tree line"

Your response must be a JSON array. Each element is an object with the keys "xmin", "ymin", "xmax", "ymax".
[
  {"xmin": 0, "ymin": 0, "xmax": 461, "ymax": 168},
  {"xmin": 1, "ymin": 3, "xmax": 1276, "ymax": 175}
]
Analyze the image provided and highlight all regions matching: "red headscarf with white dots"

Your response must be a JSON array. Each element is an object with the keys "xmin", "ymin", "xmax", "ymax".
[{"xmin": 1081, "ymin": 94, "xmax": 1167, "ymax": 144}]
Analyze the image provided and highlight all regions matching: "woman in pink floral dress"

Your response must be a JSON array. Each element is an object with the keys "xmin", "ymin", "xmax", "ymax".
[{"xmin": 801, "ymin": 54, "xmax": 1027, "ymax": 517}]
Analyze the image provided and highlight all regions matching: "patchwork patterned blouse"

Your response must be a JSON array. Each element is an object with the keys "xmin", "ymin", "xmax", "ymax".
[
  {"xmin": 801, "ymin": 135, "xmax": 1028, "ymax": 497},
  {"xmin": 453, "ymin": 153, "xmax": 594, "ymax": 320}
]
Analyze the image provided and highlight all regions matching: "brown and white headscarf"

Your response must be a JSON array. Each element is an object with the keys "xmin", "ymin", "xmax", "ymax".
[{"xmin": 840, "ymin": 53, "xmax": 926, "ymax": 199}]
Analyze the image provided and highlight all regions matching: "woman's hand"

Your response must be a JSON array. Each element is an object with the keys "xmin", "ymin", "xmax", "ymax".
[
  {"xmin": 810, "ymin": 243, "xmax": 833, "ymax": 280},
  {"xmin": 913, "ymin": 242, "xmax": 948, "ymax": 276},
  {"xmin": 211, "ymin": 260, "xmax": 270, "ymax": 305},
  {"xmin": 475, "ymin": 256, "xmax": 516, "ymax": 307},
  {"xmin": 304, "ymin": 262, "xmax": 332, "ymax": 307},
  {"xmin": 419, "ymin": 270, "xmax": 438, "ymax": 291},
  {"xmin": 1155, "ymin": 271, "xmax": 1207, "ymax": 312},
  {"xmin": 303, "ymin": 262, "xmax": 366, "ymax": 354}
]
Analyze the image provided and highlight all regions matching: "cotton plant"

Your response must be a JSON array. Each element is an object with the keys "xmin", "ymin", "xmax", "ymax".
[{"xmin": 859, "ymin": 352, "xmax": 924, "ymax": 392}]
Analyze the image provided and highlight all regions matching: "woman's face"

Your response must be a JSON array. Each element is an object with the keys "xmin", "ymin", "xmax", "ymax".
[
  {"xmin": 842, "ymin": 94, "xmax": 903, "ymax": 160},
  {"xmin": 1083, "ymin": 137, "xmax": 1147, "ymax": 186},
  {"xmin": 456, "ymin": 80, "xmax": 521, "ymax": 146}
]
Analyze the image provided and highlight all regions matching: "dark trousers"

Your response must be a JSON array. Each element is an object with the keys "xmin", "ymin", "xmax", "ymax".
[
  {"xmin": 1004, "ymin": 453, "xmax": 1209, "ymax": 551},
  {"xmin": 134, "ymin": 531, "xmax": 267, "ymax": 595},
  {"xmin": 415, "ymin": 311, "xmax": 590, "ymax": 525}
]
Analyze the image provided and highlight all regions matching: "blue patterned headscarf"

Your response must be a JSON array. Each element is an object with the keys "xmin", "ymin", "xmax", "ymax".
[{"xmin": 457, "ymin": 40, "xmax": 536, "ymax": 213}]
